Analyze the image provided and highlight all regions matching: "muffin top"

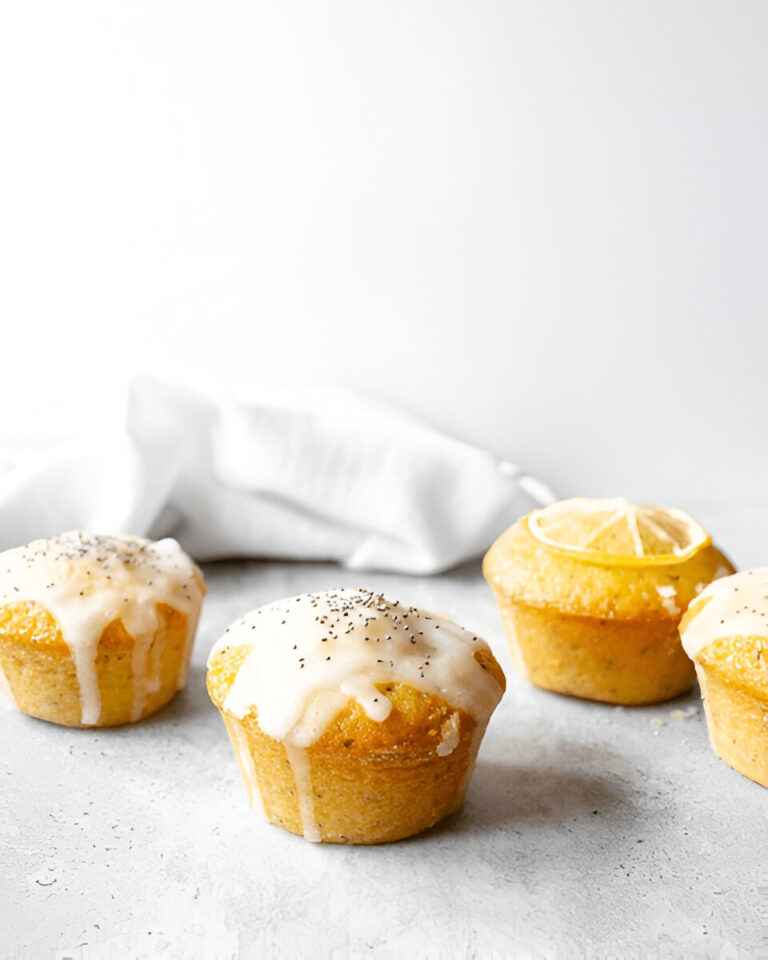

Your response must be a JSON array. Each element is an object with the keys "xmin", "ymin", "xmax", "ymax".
[
  {"xmin": 208, "ymin": 588, "xmax": 505, "ymax": 747},
  {"xmin": 680, "ymin": 567, "xmax": 768, "ymax": 654},
  {"xmin": 484, "ymin": 498, "xmax": 733, "ymax": 621},
  {"xmin": 0, "ymin": 532, "xmax": 206, "ymax": 722},
  {"xmin": 679, "ymin": 568, "xmax": 768, "ymax": 699}
]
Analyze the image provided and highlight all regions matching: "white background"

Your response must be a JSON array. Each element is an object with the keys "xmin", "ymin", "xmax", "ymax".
[{"xmin": 1, "ymin": 0, "xmax": 766, "ymax": 502}]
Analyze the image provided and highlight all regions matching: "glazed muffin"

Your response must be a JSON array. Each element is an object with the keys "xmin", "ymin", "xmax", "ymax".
[
  {"xmin": 0, "ymin": 532, "xmax": 206, "ymax": 727},
  {"xmin": 207, "ymin": 588, "xmax": 505, "ymax": 844},
  {"xmin": 483, "ymin": 498, "xmax": 733, "ymax": 705},
  {"xmin": 680, "ymin": 568, "xmax": 768, "ymax": 787}
]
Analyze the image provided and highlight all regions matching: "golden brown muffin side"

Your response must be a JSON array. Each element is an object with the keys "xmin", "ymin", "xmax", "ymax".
[
  {"xmin": 0, "ymin": 601, "xmax": 82, "ymax": 726},
  {"xmin": 491, "ymin": 595, "xmax": 695, "ymax": 704},
  {"xmin": 694, "ymin": 634, "xmax": 768, "ymax": 701},
  {"xmin": 0, "ymin": 600, "xmax": 191, "ymax": 727},
  {"xmin": 696, "ymin": 664, "xmax": 768, "ymax": 788}
]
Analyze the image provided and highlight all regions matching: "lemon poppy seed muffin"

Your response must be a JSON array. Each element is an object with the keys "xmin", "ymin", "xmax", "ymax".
[
  {"xmin": 483, "ymin": 498, "xmax": 733, "ymax": 705},
  {"xmin": 207, "ymin": 588, "xmax": 505, "ymax": 844},
  {"xmin": 0, "ymin": 532, "xmax": 206, "ymax": 727},
  {"xmin": 680, "ymin": 569, "xmax": 768, "ymax": 787}
]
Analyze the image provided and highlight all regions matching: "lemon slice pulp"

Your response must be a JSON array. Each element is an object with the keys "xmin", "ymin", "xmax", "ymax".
[{"xmin": 527, "ymin": 498, "xmax": 711, "ymax": 566}]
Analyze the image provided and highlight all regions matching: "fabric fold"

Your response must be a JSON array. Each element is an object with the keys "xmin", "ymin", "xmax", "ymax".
[{"xmin": 0, "ymin": 376, "xmax": 553, "ymax": 574}]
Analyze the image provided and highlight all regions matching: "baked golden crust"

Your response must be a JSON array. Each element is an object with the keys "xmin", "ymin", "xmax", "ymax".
[
  {"xmin": 692, "ymin": 633, "xmax": 768, "ymax": 701},
  {"xmin": 207, "ymin": 642, "xmax": 505, "ymax": 844},
  {"xmin": 696, "ymin": 665, "xmax": 768, "ymax": 788},
  {"xmin": 0, "ymin": 600, "xmax": 191, "ymax": 727},
  {"xmin": 490, "ymin": 598, "xmax": 695, "ymax": 705},
  {"xmin": 483, "ymin": 517, "xmax": 733, "ymax": 622}
]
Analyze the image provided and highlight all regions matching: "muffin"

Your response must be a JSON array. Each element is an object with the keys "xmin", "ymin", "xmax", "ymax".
[
  {"xmin": 680, "ymin": 568, "xmax": 768, "ymax": 787},
  {"xmin": 207, "ymin": 588, "xmax": 505, "ymax": 844},
  {"xmin": 0, "ymin": 532, "xmax": 206, "ymax": 727},
  {"xmin": 483, "ymin": 498, "xmax": 733, "ymax": 705}
]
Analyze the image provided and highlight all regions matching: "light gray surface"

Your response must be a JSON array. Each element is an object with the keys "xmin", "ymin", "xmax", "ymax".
[{"xmin": 2, "ymin": 522, "xmax": 767, "ymax": 959}]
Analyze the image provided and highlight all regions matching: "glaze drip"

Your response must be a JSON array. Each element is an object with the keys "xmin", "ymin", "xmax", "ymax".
[
  {"xmin": 226, "ymin": 717, "xmax": 267, "ymax": 820},
  {"xmin": 284, "ymin": 742, "xmax": 321, "ymax": 842}
]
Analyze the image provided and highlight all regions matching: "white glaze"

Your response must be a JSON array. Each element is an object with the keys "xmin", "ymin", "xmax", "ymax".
[
  {"xmin": 680, "ymin": 567, "xmax": 768, "ymax": 661},
  {"xmin": 210, "ymin": 589, "xmax": 503, "ymax": 743},
  {"xmin": 436, "ymin": 712, "xmax": 461, "ymax": 757},
  {"xmin": 0, "ymin": 532, "xmax": 205, "ymax": 725},
  {"xmin": 227, "ymin": 717, "xmax": 267, "ymax": 820},
  {"xmin": 284, "ymin": 742, "xmax": 321, "ymax": 843},
  {"xmin": 210, "ymin": 588, "xmax": 504, "ymax": 842}
]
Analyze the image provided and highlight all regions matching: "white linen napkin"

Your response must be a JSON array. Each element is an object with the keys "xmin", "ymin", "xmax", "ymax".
[{"xmin": 0, "ymin": 376, "xmax": 553, "ymax": 573}]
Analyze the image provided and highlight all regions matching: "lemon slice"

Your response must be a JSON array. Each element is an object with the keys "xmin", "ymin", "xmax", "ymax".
[{"xmin": 527, "ymin": 497, "xmax": 711, "ymax": 566}]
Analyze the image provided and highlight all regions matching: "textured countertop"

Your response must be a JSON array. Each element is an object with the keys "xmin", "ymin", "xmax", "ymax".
[{"xmin": 2, "ymin": 503, "xmax": 767, "ymax": 958}]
